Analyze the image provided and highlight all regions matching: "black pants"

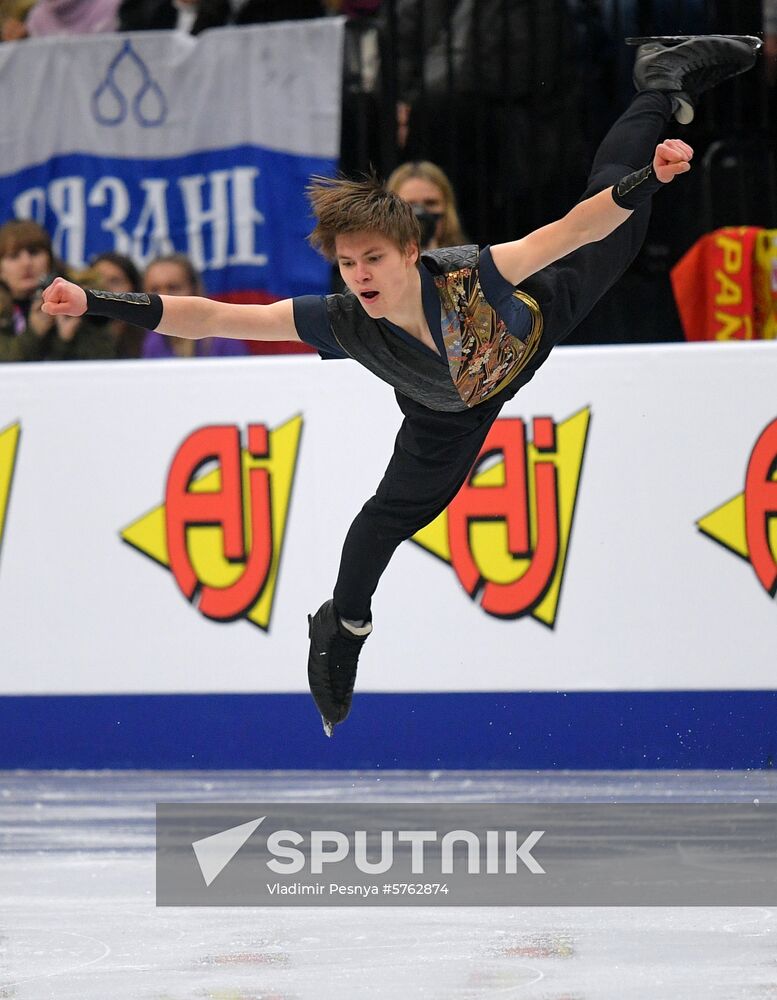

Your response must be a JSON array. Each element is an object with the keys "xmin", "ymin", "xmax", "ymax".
[{"xmin": 333, "ymin": 90, "xmax": 674, "ymax": 621}]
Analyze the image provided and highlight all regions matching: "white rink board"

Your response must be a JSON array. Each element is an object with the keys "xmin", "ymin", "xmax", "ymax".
[{"xmin": 0, "ymin": 340, "xmax": 775, "ymax": 696}]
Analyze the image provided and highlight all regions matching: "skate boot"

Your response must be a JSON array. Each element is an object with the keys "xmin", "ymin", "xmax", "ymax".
[
  {"xmin": 307, "ymin": 600, "xmax": 372, "ymax": 737},
  {"xmin": 629, "ymin": 35, "xmax": 761, "ymax": 124}
]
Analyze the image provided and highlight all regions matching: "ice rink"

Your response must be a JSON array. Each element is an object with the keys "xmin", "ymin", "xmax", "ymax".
[{"xmin": 1, "ymin": 769, "xmax": 776, "ymax": 999}]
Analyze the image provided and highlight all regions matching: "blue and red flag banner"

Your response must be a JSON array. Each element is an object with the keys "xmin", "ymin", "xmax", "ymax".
[{"xmin": 0, "ymin": 21, "xmax": 344, "ymax": 300}]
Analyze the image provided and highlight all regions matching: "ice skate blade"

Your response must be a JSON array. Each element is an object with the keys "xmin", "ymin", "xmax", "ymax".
[{"xmin": 626, "ymin": 34, "xmax": 762, "ymax": 51}]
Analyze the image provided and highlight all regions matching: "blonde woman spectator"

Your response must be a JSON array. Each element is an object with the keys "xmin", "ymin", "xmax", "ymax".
[{"xmin": 386, "ymin": 161, "xmax": 466, "ymax": 250}]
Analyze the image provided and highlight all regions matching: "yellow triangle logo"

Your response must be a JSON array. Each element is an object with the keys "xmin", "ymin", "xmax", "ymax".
[
  {"xmin": 697, "ymin": 474, "xmax": 777, "ymax": 566},
  {"xmin": 696, "ymin": 417, "xmax": 777, "ymax": 597},
  {"xmin": 696, "ymin": 492, "xmax": 750, "ymax": 561},
  {"xmin": 121, "ymin": 415, "xmax": 302, "ymax": 631},
  {"xmin": 0, "ymin": 422, "xmax": 21, "ymax": 562},
  {"xmin": 412, "ymin": 407, "xmax": 590, "ymax": 627}
]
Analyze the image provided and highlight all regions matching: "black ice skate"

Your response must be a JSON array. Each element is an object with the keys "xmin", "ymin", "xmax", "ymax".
[
  {"xmin": 307, "ymin": 600, "xmax": 372, "ymax": 737},
  {"xmin": 629, "ymin": 35, "xmax": 761, "ymax": 124}
]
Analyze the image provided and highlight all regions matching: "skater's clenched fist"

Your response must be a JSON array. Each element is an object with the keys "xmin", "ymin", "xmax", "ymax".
[
  {"xmin": 40, "ymin": 276, "xmax": 87, "ymax": 317},
  {"xmin": 653, "ymin": 139, "xmax": 694, "ymax": 183}
]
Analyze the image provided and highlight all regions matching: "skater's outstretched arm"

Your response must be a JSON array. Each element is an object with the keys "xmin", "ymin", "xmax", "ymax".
[
  {"xmin": 41, "ymin": 277, "xmax": 301, "ymax": 343},
  {"xmin": 490, "ymin": 139, "xmax": 693, "ymax": 286}
]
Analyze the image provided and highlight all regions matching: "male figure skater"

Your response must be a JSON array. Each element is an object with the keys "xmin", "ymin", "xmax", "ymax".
[{"xmin": 42, "ymin": 36, "xmax": 761, "ymax": 735}]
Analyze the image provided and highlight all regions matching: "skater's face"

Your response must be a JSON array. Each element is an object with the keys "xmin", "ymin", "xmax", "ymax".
[{"xmin": 335, "ymin": 231, "xmax": 418, "ymax": 318}]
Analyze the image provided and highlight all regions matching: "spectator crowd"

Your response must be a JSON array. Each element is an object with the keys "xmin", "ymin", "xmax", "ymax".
[
  {"xmin": 0, "ymin": 219, "xmax": 256, "ymax": 362},
  {"xmin": 0, "ymin": 0, "xmax": 773, "ymax": 361},
  {"xmin": 0, "ymin": 155, "xmax": 466, "ymax": 362},
  {"xmin": 0, "ymin": 1, "xmax": 381, "ymax": 42},
  {"xmin": 0, "ymin": 0, "xmax": 385, "ymax": 363}
]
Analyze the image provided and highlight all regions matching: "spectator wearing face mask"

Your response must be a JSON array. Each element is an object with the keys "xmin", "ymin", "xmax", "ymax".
[
  {"xmin": 386, "ymin": 161, "xmax": 467, "ymax": 251},
  {"xmin": 389, "ymin": 0, "xmax": 584, "ymax": 244}
]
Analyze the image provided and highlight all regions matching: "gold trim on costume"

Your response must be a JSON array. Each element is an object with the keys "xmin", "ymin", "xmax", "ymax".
[{"xmin": 434, "ymin": 269, "xmax": 544, "ymax": 407}]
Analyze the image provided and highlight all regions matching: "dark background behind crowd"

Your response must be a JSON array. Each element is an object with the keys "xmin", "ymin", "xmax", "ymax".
[{"xmin": 0, "ymin": 0, "xmax": 774, "ymax": 359}]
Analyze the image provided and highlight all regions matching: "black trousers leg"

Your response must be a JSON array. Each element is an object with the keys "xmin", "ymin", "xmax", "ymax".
[
  {"xmin": 517, "ymin": 90, "xmax": 675, "ymax": 371},
  {"xmin": 586, "ymin": 89, "xmax": 674, "ymax": 182},
  {"xmin": 331, "ymin": 91, "xmax": 675, "ymax": 621},
  {"xmin": 332, "ymin": 392, "xmax": 504, "ymax": 621}
]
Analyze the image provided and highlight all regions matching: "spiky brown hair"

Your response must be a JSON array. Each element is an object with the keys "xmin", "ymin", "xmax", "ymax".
[{"xmin": 306, "ymin": 173, "xmax": 421, "ymax": 262}]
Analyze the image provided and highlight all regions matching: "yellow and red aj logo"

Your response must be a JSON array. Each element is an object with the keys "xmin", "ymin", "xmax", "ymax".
[
  {"xmin": 412, "ymin": 408, "xmax": 591, "ymax": 625},
  {"xmin": 697, "ymin": 418, "xmax": 777, "ymax": 598},
  {"xmin": 121, "ymin": 416, "xmax": 302, "ymax": 630},
  {"xmin": 0, "ymin": 422, "xmax": 21, "ymax": 566}
]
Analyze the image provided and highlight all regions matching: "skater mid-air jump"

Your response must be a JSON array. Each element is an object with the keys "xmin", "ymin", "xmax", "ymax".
[{"xmin": 42, "ymin": 35, "xmax": 761, "ymax": 736}]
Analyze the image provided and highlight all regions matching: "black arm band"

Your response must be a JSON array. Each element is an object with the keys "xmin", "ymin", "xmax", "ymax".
[
  {"xmin": 85, "ymin": 289, "xmax": 164, "ymax": 329},
  {"xmin": 611, "ymin": 164, "xmax": 664, "ymax": 210}
]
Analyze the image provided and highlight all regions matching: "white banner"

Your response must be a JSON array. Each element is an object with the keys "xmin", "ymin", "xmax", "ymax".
[
  {"xmin": 0, "ymin": 22, "xmax": 344, "ymax": 296},
  {"xmin": 0, "ymin": 341, "xmax": 775, "ymax": 697}
]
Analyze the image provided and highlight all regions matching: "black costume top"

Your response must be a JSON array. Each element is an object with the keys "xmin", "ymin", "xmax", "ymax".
[{"xmin": 292, "ymin": 245, "xmax": 543, "ymax": 412}]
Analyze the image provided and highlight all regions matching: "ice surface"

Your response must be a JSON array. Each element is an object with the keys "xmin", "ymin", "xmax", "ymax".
[{"xmin": 1, "ymin": 770, "xmax": 775, "ymax": 999}]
